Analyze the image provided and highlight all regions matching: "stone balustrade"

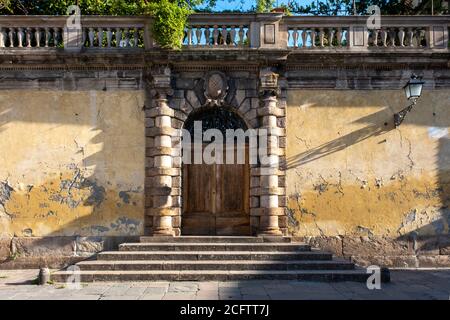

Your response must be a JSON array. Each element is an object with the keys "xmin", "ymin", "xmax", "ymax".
[
  {"xmin": 0, "ymin": 14, "xmax": 448, "ymax": 51},
  {"xmin": 183, "ymin": 14, "xmax": 252, "ymax": 47},
  {"xmin": 284, "ymin": 16, "xmax": 449, "ymax": 50}
]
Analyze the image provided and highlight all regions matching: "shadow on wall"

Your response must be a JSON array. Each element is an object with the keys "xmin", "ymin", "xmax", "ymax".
[
  {"xmin": 285, "ymin": 108, "xmax": 393, "ymax": 168},
  {"xmin": 397, "ymin": 137, "xmax": 450, "ymax": 259},
  {"xmin": 0, "ymin": 89, "xmax": 146, "ymax": 251},
  {"xmin": 284, "ymin": 92, "xmax": 450, "ymax": 263}
]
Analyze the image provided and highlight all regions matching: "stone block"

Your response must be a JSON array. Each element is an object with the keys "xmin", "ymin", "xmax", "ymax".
[
  {"xmin": 0, "ymin": 238, "xmax": 11, "ymax": 261},
  {"xmin": 342, "ymin": 236, "xmax": 413, "ymax": 257},
  {"xmin": 350, "ymin": 255, "xmax": 418, "ymax": 268},
  {"xmin": 10, "ymin": 237, "xmax": 75, "ymax": 258},
  {"xmin": 75, "ymin": 236, "xmax": 104, "ymax": 256},
  {"xmin": 417, "ymin": 255, "xmax": 450, "ymax": 267},
  {"xmin": 293, "ymin": 236, "xmax": 344, "ymax": 257},
  {"xmin": 439, "ymin": 235, "xmax": 450, "ymax": 255}
]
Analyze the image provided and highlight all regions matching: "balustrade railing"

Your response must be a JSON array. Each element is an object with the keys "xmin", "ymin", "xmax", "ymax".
[
  {"xmin": 0, "ymin": 14, "xmax": 448, "ymax": 52},
  {"xmin": 0, "ymin": 17, "xmax": 65, "ymax": 48},
  {"xmin": 80, "ymin": 17, "xmax": 150, "ymax": 49},
  {"xmin": 183, "ymin": 14, "xmax": 253, "ymax": 47},
  {"xmin": 284, "ymin": 16, "xmax": 449, "ymax": 50}
]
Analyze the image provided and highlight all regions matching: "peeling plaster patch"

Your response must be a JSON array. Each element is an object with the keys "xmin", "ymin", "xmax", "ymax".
[
  {"xmin": 0, "ymin": 180, "xmax": 14, "ymax": 218},
  {"xmin": 91, "ymin": 226, "xmax": 110, "ymax": 233},
  {"xmin": 82, "ymin": 180, "xmax": 106, "ymax": 207},
  {"xmin": 428, "ymin": 127, "xmax": 448, "ymax": 140},
  {"xmin": 118, "ymin": 191, "xmax": 130, "ymax": 204},
  {"xmin": 110, "ymin": 217, "xmax": 141, "ymax": 235}
]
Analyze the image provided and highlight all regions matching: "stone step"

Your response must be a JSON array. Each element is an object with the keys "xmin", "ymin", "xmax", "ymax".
[
  {"xmin": 52, "ymin": 269, "xmax": 389, "ymax": 283},
  {"xmin": 119, "ymin": 243, "xmax": 311, "ymax": 252},
  {"xmin": 139, "ymin": 236, "xmax": 291, "ymax": 243},
  {"xmin": 97, "ymin": 251, "xmax": 332, "ymax": 261},
  {"xmin": 75, "ymin": 259, "xmax": 355, "ymax": 271}
]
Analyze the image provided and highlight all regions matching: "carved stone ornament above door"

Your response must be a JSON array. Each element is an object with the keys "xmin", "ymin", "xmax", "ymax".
[{"xmin": 204, "ymin": 71, "xmax": 228, "ymax": 106}]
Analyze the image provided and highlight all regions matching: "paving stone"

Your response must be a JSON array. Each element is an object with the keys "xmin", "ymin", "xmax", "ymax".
[
  {"xmin": 139, "ymin": 293, "xmax": 165, "ymax": 300},
  {"xmin": 144, "ymin": 286, "xmax": 167, "ymax": 295},
  {"xmin": 169, "ymin": 283, "xmax": 199, "ymax": 292},
  {"xmin": 163, "ymin": 292, "xmax": 197, "ymax": 300},
  {"xmin": 100, "ymin": 295, "xmax": 140, "ymax": 300},
  {"xmin": 195, "ymin": 290, "xmax": 219, "ymax": 300},
  {"xmin": 102, "ymin": 284, "xmax": 131, "ymax": 296}
]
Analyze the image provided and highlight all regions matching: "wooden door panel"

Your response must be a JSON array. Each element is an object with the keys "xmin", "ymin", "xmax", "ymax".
[{"xmin": 182, "ymin": 145, "xmax": 250, "ymax": 236}]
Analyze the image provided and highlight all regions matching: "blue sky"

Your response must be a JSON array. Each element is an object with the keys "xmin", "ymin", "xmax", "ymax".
[{"xmin": 200, "ymin": 0, "xmax": 311, "ymax": 11}]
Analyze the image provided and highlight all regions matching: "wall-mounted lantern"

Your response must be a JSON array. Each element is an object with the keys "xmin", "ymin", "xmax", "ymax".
[{"xmin": 394, "ymin": 74, "xmax": 425, "ymax": 127}]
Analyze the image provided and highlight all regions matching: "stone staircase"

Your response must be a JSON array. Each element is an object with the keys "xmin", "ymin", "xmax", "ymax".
[{"xmin": 52, "ymin": 236, "xmax": 390, "ymax": 283}]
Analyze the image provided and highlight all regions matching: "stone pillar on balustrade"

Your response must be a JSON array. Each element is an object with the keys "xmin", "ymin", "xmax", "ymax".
[
  {"xmin": 256, "ymin": 68, "xmax": 287, "ymax": 237},
  {"xmin": 145, "ymin": 67, "xmax": 181, "ymax": 236}
]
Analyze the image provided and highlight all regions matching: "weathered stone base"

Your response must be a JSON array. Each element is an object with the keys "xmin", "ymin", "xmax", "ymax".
[
  {"xmin": 0, "ymin": 236, "xmax": 139, "ymax": 269},
  {"xmin": 292, "ymin": 235, "xmax": 450, "ymax": 268},
  {"xmin": 1, "ymin": 235, "xmax": 449, "ymax": 269}
]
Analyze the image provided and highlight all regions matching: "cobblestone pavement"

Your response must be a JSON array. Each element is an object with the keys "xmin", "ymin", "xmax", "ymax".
[{"xmin": 0, "ymin": 269, "xmax": 449, "ymax": 300}]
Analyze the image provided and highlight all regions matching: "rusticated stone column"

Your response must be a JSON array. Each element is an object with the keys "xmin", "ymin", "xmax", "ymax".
[
  {"xmin": 145, "ymin": 67, "xmax": 181, "ymax": 236},
  {"xmin": 255, "ymin": 68, "xmax": 286, "ymax": 236}
]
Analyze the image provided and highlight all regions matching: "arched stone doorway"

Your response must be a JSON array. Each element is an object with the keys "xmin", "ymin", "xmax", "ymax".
[
  {"xmin": 182, "ymin": 107, "xmax": 251, "ymax": 235},
  {"xmin": 145, "ymin": 67, "xmax": 288, "ymax": 238}
]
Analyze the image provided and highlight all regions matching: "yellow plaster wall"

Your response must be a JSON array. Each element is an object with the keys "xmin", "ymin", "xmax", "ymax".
[
  {"xmin": 286, "ymin": 90, "xmax": 450, "ymax": 238},
  {"xmin": 0, "ymin": 90, "xmax": 145, "ymax": 237}
]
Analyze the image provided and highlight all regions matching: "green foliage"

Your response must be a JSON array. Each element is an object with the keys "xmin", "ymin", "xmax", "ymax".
[
  {"xmin": 256, "ymin": 0, "xmax": 275, "ymax": 12},
  {"xmin": 0, "ymin": 0, "xmax": 209, "ymax": 49},
  {"xmin": 147, "ymin": 0, "xmax": 192, "ymax": 49}
]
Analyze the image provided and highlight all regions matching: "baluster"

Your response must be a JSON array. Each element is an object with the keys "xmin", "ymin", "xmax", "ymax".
[
  {"xmin": 398, "ymin": 27, "xmax": 405, "ymax": 47},
  {"xmin": 381, "ymin": 28, "xmax": 387, "ymax": 47},
  {"xmin": 97, "ymin": 28, "xmax": 104, "ymax": 48},
  {"xmin": 187, "ymin": 26, "xmax": 192, "ymax": 46},
  {"xmin": 222, "ymin": 26, "xmax": 228, "ymax": 45},
  {"xmin": 319, "ymin": 28, "xmax": 324, "ymax": 47},
  {"xmin": 229, "ymin": 26, "xmax": 236, "ymax": 46},
  {"xmin": 424, "ymin": 27, "xmax": 430, "ymax": 47},
  {"xmin": 106, "ymin": 28, "xmax": 112, "ymax": 48},
  {"xmin": 301, "ymin": 28, "xmax": 307, "ymax": 48},
  {"xmin": 238, "ymin": 25, "xmax": 244, "ymax": 46},
  {"xmin": 26, "ymin": 27, "xmax": 31, "ymax": 47},
  {"xmin": 8, "ymin": 28, "xmax": 15, "ymax": 47},
  {"xmin": 213, "ymin": 25, "xmax": 219, "ymax": 46},
  {"xmin": 415, "ymin": 28, "xmax": 423, "ymax": 47},
  {"xmin": 17, "ymin": 27, "xmax": 24, "ymax": 47},
  {"xmin": 0, "ymin": 28, "xmax": 5, "ymax": 48},
  {"xmin": 372, "ymin": 29, "xmax": 379, "ymax": 46},
  {"xmin": 35, "ymin": 28, "xmax": 41, "ymax": 47},
  {"xmin": 389, "ymin": 28, "xmax": 396, "ymax": 47},
  {"xmin": 292, "ymin": 28, "xmax": 298, "ymax": 48},
  {"xmin": 81, "ymin": 28, "xmax": 86, "ymax": 47},
  {"xmin": 115, "ymin": 28, "xmax": 122, "ymax": 47},
  {"xmin": 407, "ymin": 27, "xmax": 414, "ymax": 47},
  {"xmin": 124, "ymin": 28, "xmax": 130, "ymax": 47},
  {"xmin": 194, "ymin": 27, "xmax": 201, "ymax": 46},
  {"xmin": 336, "ymin": 27, "xmax": 342, "ymax": 47},
  {"xmin": 44, "ymin": 27, "xmax": 50, "ymax": 47},
  {"xmin": 88, "ymin": 27, "xmax": 94, "ymax": 47},
  {"xmin": 311, "ymin": 28, "xmax": 317, "ymax": 47},
  {"xmin": 205, "ymin": 26, "xmax": 211, "ymax": 46},
  {"xmin": 55, "ymin": 28, "xmax": 61, "ymax": 47},
  {"xmin": 328, "ymin": 28, "xmax": 334, "ymax": 47},
  {"xmin": 134, "ymin": 28, "xmax": 139, "ymax": 47}
]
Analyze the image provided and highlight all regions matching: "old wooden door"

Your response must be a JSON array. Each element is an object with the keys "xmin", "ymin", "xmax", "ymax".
[{"xmin": 182, "ymin": 145, "xmax": 250, "ymax": 235}]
